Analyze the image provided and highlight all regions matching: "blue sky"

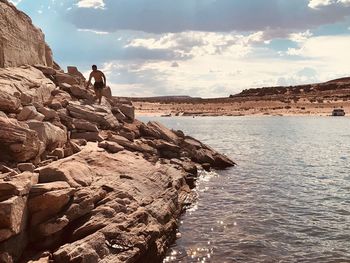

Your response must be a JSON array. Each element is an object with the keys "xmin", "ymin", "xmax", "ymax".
[{"xmin": 12, "ymin": 0, "xmax": 350, "ymax": 97}]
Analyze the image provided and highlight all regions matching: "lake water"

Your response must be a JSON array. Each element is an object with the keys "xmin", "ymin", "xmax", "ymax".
[{"xmin": 140, "ymin": 116, "xmax": 350, "ymax": 263}]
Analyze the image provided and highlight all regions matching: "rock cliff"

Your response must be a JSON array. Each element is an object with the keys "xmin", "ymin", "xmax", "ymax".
[{"xmin": 0, "ymin": 0, "xmax": 53, "ymax": 68}]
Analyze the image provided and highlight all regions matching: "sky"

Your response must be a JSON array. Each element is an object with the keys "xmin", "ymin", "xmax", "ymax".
[{"xmin": 11, "ymin": 0, "xmax": 350, "ymax": 97}]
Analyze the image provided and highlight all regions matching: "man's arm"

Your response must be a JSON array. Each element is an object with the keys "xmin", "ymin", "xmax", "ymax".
[
  {"xmin": 102, "ymin": 72, "xmax": 107, "ymax": 87},
  {"xmin": 85, "ymin": 73, "xmax": 92, "ymax": 88}
]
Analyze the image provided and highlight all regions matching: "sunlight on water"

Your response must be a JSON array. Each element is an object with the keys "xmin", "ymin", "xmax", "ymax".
[{"xmin": 141, "ymin": 116, "xmax": 350, "ymax": 263}]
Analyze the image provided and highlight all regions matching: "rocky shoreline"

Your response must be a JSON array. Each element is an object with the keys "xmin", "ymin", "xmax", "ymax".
[{"xmin": 0, "ymin": 64, "xmax": 235, "ymax": 263}]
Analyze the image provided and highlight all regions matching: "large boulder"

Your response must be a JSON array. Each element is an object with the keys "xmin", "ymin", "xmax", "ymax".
[
  {"xmin": 114, "ymin": 104, "xmax": 135, "ymax": 121},
  {"xmin": 141, "ymin": 121, "xmax": 179, "ymax": 144},
  {"xmin": 152, "ymin": 139, "xmax": 181, "ymax": 159},
  {"xmin": 67, "ymin": 101, "xmax": 119, "ymax": 129},
  {"xmin": 17, "ymin": 106, "xmax": 45, "ymax": 121},
  {"xmin": 0, "ymin": 91, "xmax": 21, "ymax": 113},
  {"xmin": 28, "ymin": 188, "xmax": 75, "ymax": 226},
  {"xmin": 26, "ymin": 120, "xmax": 67, "ymax": 152},
  {"xmin": 0, "ymin": 117, "xmax": 41, "ymax": 162},
  {"xmin": 107, "ymin": 134, "xmax": 157, "ymax": 154},
  {"xmin": 67, "ymin": 66, "xmax": 85, "ymax": 81},
  {"xmin": 102, "ymin": 86, "xmax": 112, "ymax": 99},
  {"xmin": 49, "ymin": 89, "xmax": 72, "ymax": 110},
  {"xmin": 72, "ymin": 119, "xmax": 99, "ymax": 132},
  {"xmin": 33, "ymin": 65, "xmax": 56, "ymax": 76},
  {"xmin": 0, "ymin": 172, "xmax": 38, "ymax": 242},
  {"xmin": 36, "ymin": 106, "xmax": 58, "ymax": 121},
  {"xmin": 0, "ymin": 0, "xmax": 53, "ymax": 68},
  {"xmin": 0, "ymin": 196, "xmax": 27, "ymax": 242},
  {"xmin": 68, "ymin": 85, "xmax": 94, "ymax": 101},
  {"xmin": 71, "ymin": 131, "xmax": 103, "ymax": 142},
  {"xmin": 54, "ymin": 72, "xmax": 79, "ymax": 86}
]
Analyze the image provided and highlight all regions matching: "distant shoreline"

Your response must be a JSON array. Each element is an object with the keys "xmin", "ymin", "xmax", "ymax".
[
  {"xmin": 136, "ymin": 112, "xmax": 349, "ymax": 117},
  {"xmin": 133, "ymin": 99, "xmax": 350, "ymax": 118},
  {"xmin": 129, "ymin": 76, "xmax": 350, "ymax": 118}
]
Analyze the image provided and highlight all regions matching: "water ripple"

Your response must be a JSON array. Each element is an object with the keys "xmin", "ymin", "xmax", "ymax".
[{"xmin": 141, "ymin": 116, "xmax": 350, "ymax": 263}]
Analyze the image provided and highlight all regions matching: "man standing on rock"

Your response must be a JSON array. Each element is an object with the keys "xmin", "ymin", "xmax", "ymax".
[{"xmin": 86, "ymin": 65, "xmax": 106, "ymax": 104}]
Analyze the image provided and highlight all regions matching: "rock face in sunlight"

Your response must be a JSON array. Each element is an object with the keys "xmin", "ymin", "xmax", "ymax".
[
  {"xmin": 0, "ymin": 64, "xmax": 235, "ymax": 263},
  {"xmin": 0, "ymin": 0, "xmax": 53, "ymax": 68},
  {"xmin": 0, "ymin": 2, "xmax": 235, "ymax": 263}
]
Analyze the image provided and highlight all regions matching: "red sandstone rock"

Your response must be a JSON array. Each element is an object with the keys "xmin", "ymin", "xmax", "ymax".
[
  {"xmin": 17, "ymin": 106, "xmax": 45, "ymax": 121},
  {"xmin": 26, "ymin": 120, "xmax": 67, "ymax": 152},
  {"xmin": 37, "ymin": 158, "xmax": 95, "ymax": 187},
  {"xmin": 0, "ymin": 117, "xmax": 41, "ymax": 162},
  {"xmin": 0, "ymin": 91, "xmax": 21, "ymax": 113},
  {"xmin": 0, "ymin": 67, "xmax": 56, "ymax": 105},
  {"xmin": 0, "ymin": 196, "xmax": 27, "ymax": 242}
]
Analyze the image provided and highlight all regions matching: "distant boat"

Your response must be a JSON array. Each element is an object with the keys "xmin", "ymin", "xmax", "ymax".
[{"xmin": 332, "ymin": 109, "xmax": 345, "ymax": 116}]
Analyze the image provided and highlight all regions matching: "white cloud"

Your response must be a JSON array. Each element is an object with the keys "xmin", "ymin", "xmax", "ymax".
[
  {"xmin": 286, "ymin": 35, "xmax": 350, "ymax": 60},
  {"xmin": 308, "ymin": 0, "xmax": 333, "ymax": 8},
  {"xmin": 77, "ymin": 28, "xmax": 109, "ymax": 34},
  {"xmin": 76, "ymin": 0, "xmax": 105, "ymax": 9},
  {"xmin": 9, "ymin": 0, "xmax": 22, "ymax": 5},
  {"xmin": 308, "ymin": 0, "xmax": 350, "ymax": 8},
  {"xmin": 286, "ymin": 48, "xmax": 303, "ymax": 56},
  {"xmin": 289, "ymin": 30, "xmax": 313, "ymax": 43},
  {"xmin": 101, "ymin": 34, "xmax": 350, "ymax": 97},
  {"xmin": 125, "ymin": 31, "xmax": 265, "ymax": 60},
  {"xmin": 280, "ymin": 35, "xmax": 350, "ymax": 84}
]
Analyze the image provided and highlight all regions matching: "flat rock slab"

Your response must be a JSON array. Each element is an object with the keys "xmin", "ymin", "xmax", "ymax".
[
  {"xmin": 98, "ymin": 141, "xmax": 124, "ymax": 153},
  {"xmin": 48, "ymin": 144, "xmax": 191, "ymax": 262},
  {"xmin": 71, "ymin": 131, "xmax": 103, "ymax": 142},
  {"xmin": 30, "ymin": 181, "xmax": 71, "ymax": 196},
  {"xmin": 37, "ymin": 158, "xmax": 95, "ymax": 187}
]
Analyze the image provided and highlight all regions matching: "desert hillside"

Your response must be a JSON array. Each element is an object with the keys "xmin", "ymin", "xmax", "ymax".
[{"xmin": 131, "ymin": 78, "xmax": 350, "ymax": 117}]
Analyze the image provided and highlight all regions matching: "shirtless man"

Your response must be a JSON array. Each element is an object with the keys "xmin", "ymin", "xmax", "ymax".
[{"xmin": 85, "ymin": 65, "xmax": 106, "ymax": 104}]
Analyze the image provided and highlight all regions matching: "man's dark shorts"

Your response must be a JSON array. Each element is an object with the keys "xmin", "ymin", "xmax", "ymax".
[{"xmin": 94, "ymin": 82, "xmax": 104, "ymax": 90}]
